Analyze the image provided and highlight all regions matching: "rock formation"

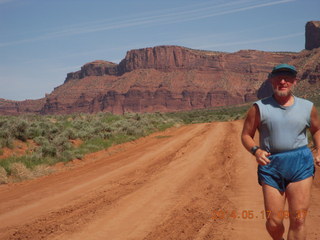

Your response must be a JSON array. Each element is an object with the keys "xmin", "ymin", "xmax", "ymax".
[
  {"xmin": 305, "ymin": 21, "xmax": 320, "ymax": 50},
  {"xmin": 1, "ymin": 21, "xmax": 320, "ymax": 115},
  {"xmin": 37, "ymin": 46, "xmax": 296, "ymax": 115},
  {"xmin": 65, "ymin": 60, "xmax": 118, "ymax": 83}
]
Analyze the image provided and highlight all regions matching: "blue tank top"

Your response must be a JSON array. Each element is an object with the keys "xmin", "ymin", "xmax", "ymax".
[{"xmin": 255, "ymin": 95, "xmax": 313, "ymax": 153}]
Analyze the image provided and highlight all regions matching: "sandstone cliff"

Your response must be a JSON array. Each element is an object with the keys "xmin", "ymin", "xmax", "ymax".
[
  {"xmin": 1, "ymin": 21, "xmax": 320, "ymax": 115},
  {"xmin": 38, "ymin": 46, "xmax": 296, "ymax": 115}
]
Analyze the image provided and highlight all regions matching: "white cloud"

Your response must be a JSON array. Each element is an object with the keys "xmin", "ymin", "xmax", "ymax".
[
  {"xmin": 195, "ymin": 32, "xmax": 304, "ymax": 49},
  {"xmin": 0, "ymin": 0, "xmax": 297, "ymax": 47},
  {"xmin": 46, "ymin": 0, "xmax": 296, "ymax": 37}
]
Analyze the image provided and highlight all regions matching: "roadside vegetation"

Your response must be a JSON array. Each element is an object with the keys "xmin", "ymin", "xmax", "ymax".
[
  {"xmin": 0, "ymin": 111, "xmax": 175, "ymax": 183},
  {"xmin": 1, "ymin": 101, "xmax": 318, "ymax": 184}
]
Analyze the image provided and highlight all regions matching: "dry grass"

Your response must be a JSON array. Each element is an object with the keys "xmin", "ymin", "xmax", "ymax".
[
  {"xmin": 0, "ymin": 163, "xmax": 54, "ymax": 184},
  {"xmin": 9, "ymin": 162, "xmax": 34, "ymax": 182},
  {"xmin": 0, "ymin": 166, "xmax": 8, "ymax": 184},
  {"xmin": 32, "ymin": 164, "xmax": 54, "ymax": 178}
]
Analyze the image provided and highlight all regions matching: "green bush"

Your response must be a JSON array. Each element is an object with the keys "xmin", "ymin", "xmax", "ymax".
[
  {"xmin": 26, "ymin": 123, "xmax": 44, "ymax": 139},
  {"xmin": 64, "ymin": 128, "xmax": 76, "ymax": 139},
  {"xmin": 17, "ymin": 120, "xmax": 28, "ymax": 138},
  {"xmin": 0, "ymin": 128, "xmax": 10, "ymax": 139},
  {"xmin": 40, "ymin": 144, "xmax": 57, "ymax": 158},
  {"xmin": 52, "ymin": 134, "xmax": 72, "ymax": 152},
  {"xmin": 0, "ymin": 137, "xmax": 14, "ymax": 149},
  {"xmin": 34, "ymin": 136, "xmax": 47, "ymax": 145},
  {"xmin": 59, "ymin": 150, "xmax": 75, "ymax": 162}
]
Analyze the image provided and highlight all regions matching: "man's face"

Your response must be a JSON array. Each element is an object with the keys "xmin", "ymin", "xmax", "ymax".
[{"xmin": 271, "ymin": 74, "xmax": 297, "ymax": 97}]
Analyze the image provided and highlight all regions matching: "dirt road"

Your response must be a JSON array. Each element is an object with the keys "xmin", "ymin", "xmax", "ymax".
[{"xmin": 0, "ymin": 121, "xmax": 319, "ymax": 240}]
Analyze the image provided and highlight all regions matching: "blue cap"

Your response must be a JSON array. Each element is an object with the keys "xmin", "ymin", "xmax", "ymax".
[{"xmin": 271, "ymin": 64, "xmax": 297, "ymax": 76}]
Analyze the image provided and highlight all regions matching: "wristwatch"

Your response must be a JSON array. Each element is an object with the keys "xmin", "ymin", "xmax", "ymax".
[{"xmin": 250, "ymin": 146, "xmax": 260, "ymax": 155}]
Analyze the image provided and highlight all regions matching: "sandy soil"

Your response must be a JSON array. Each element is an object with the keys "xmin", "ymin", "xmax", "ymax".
[
  {"xmin": 0, "ymin": 140, "xmax": 36, "ymax": 159},
  {"xmin": 0, "ymin": 121, "xmax": 319, "ymax": 240}
]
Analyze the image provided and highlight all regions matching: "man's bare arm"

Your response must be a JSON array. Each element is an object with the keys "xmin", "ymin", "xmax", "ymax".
[
  {"xmin": 310, "ymin": 106, "xmax": 320, "ymax": 166},
  {"xmin": 241, "ymin": 104, "xmax": 270, "ymax": 165},
  {"xmin": 241, "ymin": 105, "xmax": 259, "ymax": 151}
]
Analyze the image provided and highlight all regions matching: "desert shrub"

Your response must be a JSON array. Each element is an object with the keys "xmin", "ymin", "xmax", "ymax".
[
  {"xmin": 26, "ymin": 123, "xmax": 44, "ymax": 139},
  {"xmin": 33, "ymin": 136, "xmax": 47, "ymax": 145},
  {"xmin": 64, "ymin": 128, "xmax": 76, "ymax": 140},
  {"xmin": 12, "ymin": 119, "xmax": 29, "ymax": 141},
  {"xmin": 25, "ymin": 154, "xmax": 58, "ymax": 169},
  {"xmin": 58, "ymin": 150, "xmax": 75, "ymax": 162},
  {"xmin": 52, "ymin": 134, "xmax": 72, "ymax": 152},
  {"xmin": 74, "ymin": 152, "xmax": 83, "ymax": 160},
  {"xmin": 9, "ymin": 162, "xmax": 33, "ymax": 181},
  {"xmin": 124, "ymin": 112, "xmax": 142, "ymax": 121},
  {"xmin": 0, "ymin": 153, "xmax": 49, "ymax": 172},
  {"xmin": 91, "ymin": 120, "xmax": 112, "ymax": 133},
  {"xmin": 74, "ymin": 125, "xmax": 100, "ymax": 140},
  {"xmin": 37, "ymin": 121, "xmax": 51, "ymax": 133},
  {"xmin": 73, "ymin": 119, "xmax": 88, "ymax": 130},
  {"xmin": 100, "ymin": 131, "xmax": 113, "ymax": 139},
  {"xmin": 89, "ymin": 120, "xmax": 115, "ymax": 139},
  {"xmin": 0, "ymin": 128, "xmax": 10, "ymax": 139},
  {"xmin": 0, "ymin": 118, "xmax": 9, "ymax": 128},
  {"xmin": 40, "ymin": 143, "xmax": 57, "ymax": 158},
  {"xmin": 102, "ymin": 113, "xmax": 122, "ymax": 123},
  {"xmin": 120, "ymin": 123, "xmax": 142, "ymax": 136},
  {"xmin": 46, "ymin": 125, "xmax": 60, "ymax": 139},
  {"xmin": 0, "ymin": 166, "xmax": 8, "ymax": 184},
  {"xmin": 0, "ymin": 139, "xmax": 5, "ymax": 149},
  {"xmin": 75, "ymin": 129, "xmax": 90, "ymax": 140},
  {"xmin": 0, "ymin": 136, "xmax": 14, "ymax": 149}
]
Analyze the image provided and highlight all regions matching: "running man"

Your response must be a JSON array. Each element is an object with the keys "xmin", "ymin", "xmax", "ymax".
[{"xmin": 241, "ymin": 64, "xmax": 320, "ymax": 240}]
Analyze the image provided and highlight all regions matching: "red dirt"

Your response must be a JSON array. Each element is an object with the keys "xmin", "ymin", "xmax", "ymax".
[
  {"xmin": 0, "ymin": 140, "xmax": 37, "ymax": 159},
  {"xmin": 69, "ymin": 139, "xmax": 83, "ymax": 147},
  {"xmin": 0, "ymin": 121, "xmax": 319, "ymax": 240}
]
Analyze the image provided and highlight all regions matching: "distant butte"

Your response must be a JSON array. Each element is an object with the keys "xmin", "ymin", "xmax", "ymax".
[
  {"xmin": 305, "ymin": 21, "xmax": 320, "ymax": 50},
  {"xmin": 1, "ymin": 21, "xmax": 319, "ymax": 115}
]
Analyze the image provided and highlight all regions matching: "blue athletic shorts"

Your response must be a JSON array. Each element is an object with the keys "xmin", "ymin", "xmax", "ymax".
[{"xmin": 257, "ymin": 146, "xmax": 315, "ymax": 192}]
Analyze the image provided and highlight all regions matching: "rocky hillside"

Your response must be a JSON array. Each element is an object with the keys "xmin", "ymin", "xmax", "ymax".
[{"xmin": 0, "ymin": 21, "xmax": 319, "ymax": 115}]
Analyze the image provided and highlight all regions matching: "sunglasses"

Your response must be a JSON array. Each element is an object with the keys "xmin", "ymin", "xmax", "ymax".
[{"xmin": 272, "ymin": 75, "xmax": 296, "ymax": 82}]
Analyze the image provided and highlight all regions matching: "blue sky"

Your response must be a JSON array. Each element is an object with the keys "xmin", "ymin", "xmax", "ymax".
[{"xmin": 1, "ymin": 0, "xmax": 319, "ymax": 101}]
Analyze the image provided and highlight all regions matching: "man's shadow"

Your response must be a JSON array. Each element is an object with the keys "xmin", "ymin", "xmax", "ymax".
[{"xmin": 257, "ymin": 75, "xmax": 273, "ymax": 99}]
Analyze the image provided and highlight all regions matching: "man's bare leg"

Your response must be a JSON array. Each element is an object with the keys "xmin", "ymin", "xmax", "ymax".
[
  {"xmin": 262, "ymin": 184, "xmax": 286, "ymax": 240},
  {"xmin": 286, "ymin": 176, "xmax": 313, "ymax": 240}
]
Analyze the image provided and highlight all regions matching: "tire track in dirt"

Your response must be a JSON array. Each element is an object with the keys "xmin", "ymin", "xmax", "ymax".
[
  {"xmin": 58, "ymin": 122, "xmax": 235, "ymax": 240},
  {"xmin": 307, "ymin": 165, "xmax": 320, "ymax": 239},
  {"xmin": 0, "ymin": 124, "xmax": 198, "ymax": 216},
  {"xmin": 223, "ymin": 121, "xmax": 270, "ymax": 240},
  {"xmin": 0, "ymin": 123, "xmax": 213, "ymax": 239},
  {"xmin": 142, "ymin": 121, "xmax": 238, "ymax": 240}
]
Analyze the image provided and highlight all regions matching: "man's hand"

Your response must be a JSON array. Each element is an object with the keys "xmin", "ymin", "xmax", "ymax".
[
  {"xmin": 310, "ymin": 106, "xmax": 320, "ymax": 167},
  {"xmin": 255, "ymin": 149, "xmax": 271, "ymax": 166},
  {"xmin": 315, "ymin": 150, "xmax": 320, "ymax": 167}
]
